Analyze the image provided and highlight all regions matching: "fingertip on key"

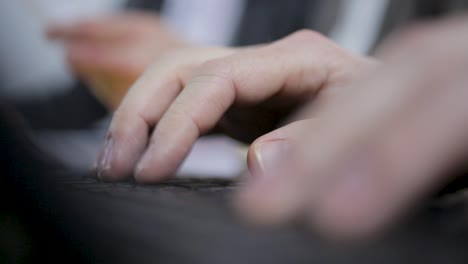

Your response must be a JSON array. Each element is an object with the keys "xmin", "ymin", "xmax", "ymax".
[{"xmin": 134, "ymin": 145, "xmax": 172, "ymax": 183}]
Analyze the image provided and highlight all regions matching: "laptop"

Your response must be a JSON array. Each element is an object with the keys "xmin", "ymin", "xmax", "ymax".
[{"xmin": 2, "ymin": 102, "xmax": 468, "ymax": 264}]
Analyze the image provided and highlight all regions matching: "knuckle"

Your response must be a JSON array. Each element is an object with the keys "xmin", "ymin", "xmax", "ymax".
[
  {"xmin": 271, "ymin": 29, "xmax": 337, "ymax": 57},
  {"xmin": 283, "ymin": 29, "xmax": 326, "ymax": 44},
  {"xmin": 193, "ymin": 58, "xmax": 235, "ymax": 88},
  {"xmin": 198, "ymin": 58, "xmax": 233, "ymax": 76}
]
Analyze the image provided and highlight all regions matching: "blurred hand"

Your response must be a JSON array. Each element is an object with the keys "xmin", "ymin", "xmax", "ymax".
[
  {"xmin": 236, "ymin": 16, "xmax": 468, "ymax": 239},
  {"xmin": 48, "ymin": 11, "xmax": 187, "ymax": 110},
  {"xmin": 96, "ymin": 30, "xmax": 375, "ymax": 182}
]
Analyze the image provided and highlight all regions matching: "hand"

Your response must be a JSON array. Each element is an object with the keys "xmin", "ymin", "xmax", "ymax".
[
  {"xmin": 48, "ymin": 11, "xmax": 187, "ymax": 110},
  {"xmin": 236, "ymin": 16, "xmax": 468, "ymax": 240},
  {"xmin": 96, "ymin": 30, "xmax": 375, "ymax": 182}
]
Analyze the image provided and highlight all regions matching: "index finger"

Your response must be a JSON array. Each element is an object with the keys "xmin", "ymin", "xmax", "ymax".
[{"xmin": 97, "ymin": 48, "xmax": 235, "ymax": 181}]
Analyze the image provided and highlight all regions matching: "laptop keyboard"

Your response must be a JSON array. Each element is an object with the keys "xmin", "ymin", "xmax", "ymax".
[{"xmin": 65, "ymin": 176, "xmax": 237, "ymax": 193}]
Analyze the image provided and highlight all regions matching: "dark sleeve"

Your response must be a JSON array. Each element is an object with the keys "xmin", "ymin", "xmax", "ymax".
[
  {"xmin": 233, "ymin": 0, "xmax": 316, "ymax": 46},
  {"xmin": 125, "ymin": 0, "xmax": 164, "ymax": 12}
]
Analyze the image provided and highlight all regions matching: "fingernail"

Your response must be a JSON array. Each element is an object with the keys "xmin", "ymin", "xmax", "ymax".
[
  {"xmin": 253, "ymin": 140, "xmax": 290, "ymax": 177},
  {"xmin": 97, "ymin": 133, "xmax": 114, "ymax": 179}
]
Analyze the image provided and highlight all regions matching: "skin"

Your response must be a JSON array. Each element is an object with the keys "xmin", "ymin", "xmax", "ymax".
[
  {"xmin": 95, "ymin": 29, "xmax": 375, "ymax": 183},
  {"xmin": 97, "ymin": 15, "xmax": 468, "ymax": 239},
  {"xmin": 48, "ymin": 11, "xmax": 187, "ymax": 110},
  {"xmin": 237, "ymin": 16, "xmax": 468, "ymax": 239}
]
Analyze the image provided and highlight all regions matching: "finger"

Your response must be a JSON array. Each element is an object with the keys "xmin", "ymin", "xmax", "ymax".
[
  {"xmin": 47, "ymin": 16, "xmax": 131, "ymax": 42},
  {"xmin": 97, "ymin": 48, "xmax": 235, "ymax": 181},
  {"xmin": 133, "ymin": 30, "xmax": 353, "ymax": 183},
  {"xmin": 65, "ymin": 40, "xmax": 136, "ymax": 111},
  {"xmin": 95, "ymin": 64, "xmax": 189, "ymax": 181},
  {"xmin": 236, "ymin": 120, "xmax": 313, "ymax": 225},
  {"xmin": 67, "ymin": 41, "xmax": 137, "ymax": 76}
]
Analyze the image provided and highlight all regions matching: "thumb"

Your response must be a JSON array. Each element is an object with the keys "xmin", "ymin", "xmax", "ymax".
[
  {"xmin": 247, "ymin": 120, "xmax": 307, "ymax": 178},
  {"xmin": 239, "ymin": 121, "xmax": 310, "ymax": 225}
]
